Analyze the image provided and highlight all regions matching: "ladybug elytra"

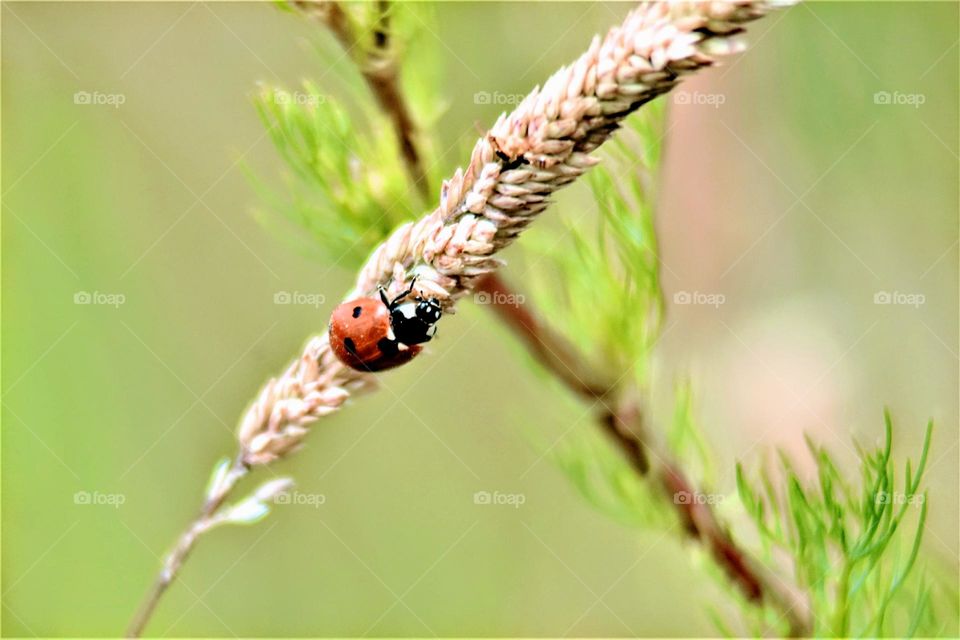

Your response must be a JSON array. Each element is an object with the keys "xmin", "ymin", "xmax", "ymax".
[{"xmin": 329, "ymin": 277, "xmax": 442, "ymax": 372}]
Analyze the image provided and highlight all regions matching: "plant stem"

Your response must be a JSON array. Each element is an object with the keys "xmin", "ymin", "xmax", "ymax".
[
  {"xmin": 474, "ymin": 272, "xmax": 812, "ymax": 637},
  {"xmin": 293, "ymin": 0, "xmax": 431, "ymax": 200},
  {"xmin": 832, "ymin": 562, "xmax": 852, "ymax": 636},
  {"xmin": 126, "ymin": 456, "xmax": 249, "ymax": 637},
  {"xmin": 474, "ymin": 273, "xmax": 617, "ymax": 402}
]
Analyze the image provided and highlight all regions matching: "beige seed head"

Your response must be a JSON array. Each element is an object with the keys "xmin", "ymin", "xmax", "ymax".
[{"xmin": 237, "ymin": 0, "xmax": 790, "ymax": 466}]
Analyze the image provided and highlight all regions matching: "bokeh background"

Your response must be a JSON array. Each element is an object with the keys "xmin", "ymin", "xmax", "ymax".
[{"xmin": 2, "ymin": 1, "xmax": 957, "ymax": 636}]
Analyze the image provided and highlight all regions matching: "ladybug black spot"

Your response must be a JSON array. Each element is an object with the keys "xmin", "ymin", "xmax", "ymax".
[
  {"xmin": 343, "ymin": 337, "xmax": 357, "ymax": 354},
  {"xmin": 352, "ymin": 306, "xmax": 363, "ymax": 318},
  {"xmin": 376, "ymin": 337, "xmax": 398, "ymax": 356}
]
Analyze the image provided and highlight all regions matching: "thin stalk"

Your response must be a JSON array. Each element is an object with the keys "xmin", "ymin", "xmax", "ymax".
[
  {"xmin": 832, "ymin": 562, "xmax": 852, "ymax": 636},
  {"xmin": 126, "ymin": 456, "xmax": 249, "ymax": 637},
  {"xmin": 293, "ymin": 0, "xmax": 430, "ymax": 200}
]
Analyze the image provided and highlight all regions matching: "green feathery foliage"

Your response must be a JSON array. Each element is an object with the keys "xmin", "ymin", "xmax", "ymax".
[
  {"xmin": 250, "ymin": 2, "xmax": 444, "ymax": 266},
  {"xmin": 252, "ymin": 84, "xmax": 418, "ymax": 264},
  {"xmin": 527, "ymin": 99, "xmax": 666, "ymax": 388},
  {"xmin": 734, "ymin": 413, "xmax": 952, "ymax": 637},
  {"xmin": 551, "ymin": 429, "xmax": 672, "ymax": 530},
  {"xmin": 540, "ymin": 101, "xmax": 713, "ymax": 534},
  {"xmin": 548, "ymin": 379, "xmax": 712, "ymax": 533},
  {"xmin": 667, "ymin": 380, "xmax": 716, "ymax": 487}
]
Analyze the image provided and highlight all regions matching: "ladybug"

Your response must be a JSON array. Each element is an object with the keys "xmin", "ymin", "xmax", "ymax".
[{"xmin": 329, "ymin": 278, "xmax": 442, "ymax": 372}]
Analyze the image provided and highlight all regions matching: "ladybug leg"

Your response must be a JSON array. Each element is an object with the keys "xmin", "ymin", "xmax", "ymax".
[
  {"xmin": 389, "ymin": 275, "xmax": 419, "ymax": 307},
  {"xmin": 378, "ymin": 285, "xmax": 391, "ymax": 309}
]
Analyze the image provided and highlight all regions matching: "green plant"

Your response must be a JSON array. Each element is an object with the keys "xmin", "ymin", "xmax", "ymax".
[
  {"xmin": 734, "ymin": 415, "xmax": 948, "ymax": 637},
  {"xmin": 526, "ymin": 102, "xmax": 666, "ymax": 389},
  {"xmin": 126, "ymin": 2, "xmax": 957, "ymax": 637},
  {"xmin": 251, "ymin": 83, "xmax": 420, "ymax": 263}
]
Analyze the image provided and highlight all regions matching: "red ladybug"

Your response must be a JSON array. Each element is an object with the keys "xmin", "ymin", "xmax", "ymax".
[{"xmin": 329, "ymin": 278, "xmax": 442, "ymax": 372}]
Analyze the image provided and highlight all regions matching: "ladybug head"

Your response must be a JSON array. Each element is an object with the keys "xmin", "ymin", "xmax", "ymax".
[{"xmin": 414, "ymin": 297, "xmax": 442, "ymax": 324}]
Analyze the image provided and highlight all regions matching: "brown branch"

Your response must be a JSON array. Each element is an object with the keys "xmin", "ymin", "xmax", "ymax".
[
  {"xmin": 474, "ymin": 273, "xmax": 616, "ymax": 401},
  {"xmin": 478, "ymin": 272, "xmax": 811, "ymax": 637},
  {"xmin": 292, "ymin": 0, "xmax": 431, "ymax": 200},
  {"xmin": 475, "ymin": 274, "xmax": 650, "ymax": 475},
  {"xmin": 599, "ymin": 397, "xmax": 651, "ymax": 476}
]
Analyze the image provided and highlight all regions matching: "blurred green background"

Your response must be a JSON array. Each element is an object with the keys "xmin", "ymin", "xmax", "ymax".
[{"xmin": 2, "ymin": 1, "xmax": 957, "ymax": 636}]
